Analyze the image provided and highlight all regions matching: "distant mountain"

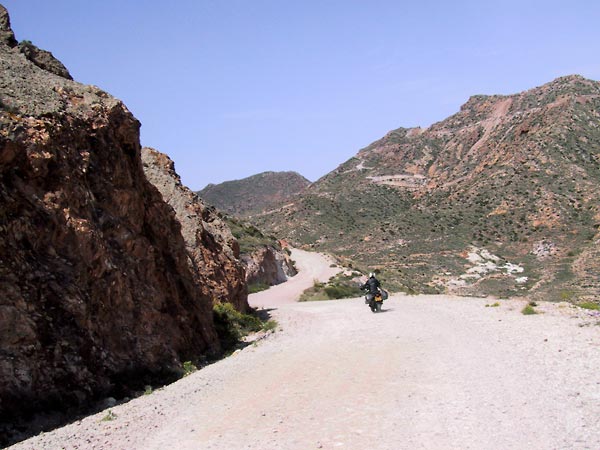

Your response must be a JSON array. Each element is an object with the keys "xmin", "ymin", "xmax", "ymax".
[
  {"xmin": 253, "ymin": 75, "xmax": 600, "ymax": 302},
  {"xmin": 198, "ymin": 171, "xmax": 311, "ymax": 217}
]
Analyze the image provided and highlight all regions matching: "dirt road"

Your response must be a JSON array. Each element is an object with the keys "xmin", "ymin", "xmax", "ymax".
[{"xmin": 11, "ymin": 250, "xmax": 600, "ymax": 449}]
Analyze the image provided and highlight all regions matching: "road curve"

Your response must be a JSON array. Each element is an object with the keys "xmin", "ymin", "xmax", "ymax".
[
  {"xmin": 249, "ymin": 248, "xmax": 341, "ymax": 309},
  {"xmin": 10, "ymin": 252, "xmax": 600, "ymax": 450}
]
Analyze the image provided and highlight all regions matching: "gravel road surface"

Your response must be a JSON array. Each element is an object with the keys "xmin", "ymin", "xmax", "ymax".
[{"xmin": 10, "ymin": 249, "xmax": 600, "ymax": 449}]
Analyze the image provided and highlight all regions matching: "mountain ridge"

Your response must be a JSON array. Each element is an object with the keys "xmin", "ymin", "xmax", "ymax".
[
  {"xmin": 251, "ymin": 74, "xmax": 600, "ymax": 302},
  {"xmin": 198, "ymin": 170, "xmax": 310, "ymax": 217}
]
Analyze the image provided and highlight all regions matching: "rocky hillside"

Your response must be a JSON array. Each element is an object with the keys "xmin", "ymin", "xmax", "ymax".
[
  {"xmin": 0, "ymin": 6, "xmax": 224, "ymax": 444},
  {"xmin": 198, "ymin": 171, "xmax": 310, "ymax": 217},
  {"xmin": 141, "ymin": 148, "xmax": 295, "ymax": 295},
  {"xmin": 254, "ymin": 75, "xmax": 600, "ymax": 302},
  {"xmin": 141, "ymin": 147, "xmax": 249, "ymax": 312}
]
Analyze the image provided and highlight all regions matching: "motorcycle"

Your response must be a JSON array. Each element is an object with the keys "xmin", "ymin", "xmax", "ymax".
[{"xmin": 362, "ymin": 288, "xmax": 388, "ymax": 313}]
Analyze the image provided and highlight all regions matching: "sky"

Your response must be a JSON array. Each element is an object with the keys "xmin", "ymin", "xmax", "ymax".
[{"xmin": 3, "ymin": 1, "xmax": 600, "ymax": 190}]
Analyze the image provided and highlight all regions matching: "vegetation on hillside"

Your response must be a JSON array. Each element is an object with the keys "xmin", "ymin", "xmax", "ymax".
[
  {"xmin": 198, "ymin": 171, "xmax": 310, "ymax": 217},
  {"xmin": 251, "ymin": 76, "xmax": 600, "ymax": 301}
]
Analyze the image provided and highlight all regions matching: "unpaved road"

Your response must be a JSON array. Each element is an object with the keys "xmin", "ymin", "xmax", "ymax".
[{"xmin": 10, "ymin": 249, "xmax": 600, "ymax": 449}]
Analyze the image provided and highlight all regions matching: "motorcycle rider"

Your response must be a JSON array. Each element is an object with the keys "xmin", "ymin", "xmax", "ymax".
[{"xmin": 360, "ymin": 272, "xmax": 381, "ymax": 303}]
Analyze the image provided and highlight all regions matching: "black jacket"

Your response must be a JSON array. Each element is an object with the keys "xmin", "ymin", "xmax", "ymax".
[{"xmin": 361, "ymin": 276, "xmax": 380, "ymax": 294}]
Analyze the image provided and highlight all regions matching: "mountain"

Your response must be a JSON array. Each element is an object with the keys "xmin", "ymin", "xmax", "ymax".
[
  {"xmin": 198, "ymin": 171, "xmax": 311, "ymax": 217},
  {"xmin": 0, "ymin": 6, "xmax": 242, "ymax": 443},
  {"xmin": 253, "ymin": 75, "xmax": 600, "ymax": 302}
]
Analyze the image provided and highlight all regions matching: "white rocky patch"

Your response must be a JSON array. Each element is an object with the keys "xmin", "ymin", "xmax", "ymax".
[
  {"xmin": 503, "ymin": 263, "xmax": 524, "ymax": 274},
  {"xmin": 532, "ymin": 240, "xmax": 557, "ymax": 259},
  {"xmin": 339, "ymin": 159, "xmax": 373, "ymax": 174},
  {"xmin": 448, "ymin": 246, "xmax": 526, "ymax": 287}
]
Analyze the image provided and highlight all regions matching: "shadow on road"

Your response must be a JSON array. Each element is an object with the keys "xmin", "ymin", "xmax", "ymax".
[{"xmin": 254, "ymin": 307, "xmax": 276, "ymax": 321}]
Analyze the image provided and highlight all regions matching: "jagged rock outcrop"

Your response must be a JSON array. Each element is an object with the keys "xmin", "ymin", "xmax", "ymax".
[
  {"xmin": 18, "ymin": 41, "xmax": 73, "ymax": 80},
  {"xmin": 243, "ymin": 245, "xmax": 297, "ymax": 287},
  {"xmin": 141, "ymin": 147, "xmax": 249, "ymax": 312},
  {"xmin": 0, "ymin": 5, "xmax": 17, "ymax": 47},
  {"xmin": 0, "ymin": 4, "xmax": 71, "ymax": 79},
  {"xmin": 0, "ymin": 5, "xmax": 218, "ymax": 443}
]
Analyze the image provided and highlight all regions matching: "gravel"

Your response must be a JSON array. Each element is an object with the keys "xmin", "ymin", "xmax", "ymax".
[{"xmin": 10, "ymin": 250, "xmax": 600, "ymax": 450}]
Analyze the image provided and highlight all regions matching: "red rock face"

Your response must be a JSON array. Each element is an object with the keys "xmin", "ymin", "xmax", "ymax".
[
  {"xmin": 0, "ymin": 5, "xmax": 218, "ymax": 439},
  {"xmin": 141, "ymin": 147, "xmax": 249, "ymax": 312}
]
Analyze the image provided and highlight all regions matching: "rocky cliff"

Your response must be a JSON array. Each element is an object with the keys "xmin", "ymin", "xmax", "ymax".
[
  {"xmin": 0, "ymin": 5, "xmax": 219, "ymax": 443},
  {"xmin": 222, "ymin": 216, "xmax": 297, "ymax": 287},
  {"xmin": 141, "ymin": 147, "xmax": 249, "ymax": 312},
  {"xmin": 243, "ymin": 244, "xmax": 297, "ymax": 287}
]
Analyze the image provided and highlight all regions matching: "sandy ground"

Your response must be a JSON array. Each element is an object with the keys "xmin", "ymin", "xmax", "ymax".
[{"xmin": 9, "ymin": 249, "xmax": 600, "ymax": 450}]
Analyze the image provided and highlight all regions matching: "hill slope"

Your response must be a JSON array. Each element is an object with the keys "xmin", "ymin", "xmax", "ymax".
[
  {"xmin": 254, "ymin": 75, "xmax": 600, "ymax": 301},
  {"xmin": 198, "ymin": 171, "xmax": 310, "ymax": 217}
]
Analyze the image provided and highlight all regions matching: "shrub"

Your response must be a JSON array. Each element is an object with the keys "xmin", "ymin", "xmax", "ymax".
[
  {"xmin": 313, "ymin": 279, "xmax": 325, "ymax": 289},
  {"xmin": 101, "ymin": 410, "xmax": 117, "ymax": 422},
  {"xmin": 560, "ymin": 290, "xmax": 575, "ymax": 301},
  {"xmin": 324, "ymin": 284, "xmax": 361, "ymax": 299},
  {"xmin": 213, "ymin": 302, "xmax": 262, "ymax": 350},
  {"xmin": 521, "ymin": 304, "xmax": 537, "ymax": 315},
  {"xmin": 182, "ymin": 361, "xmax": 197, "ymax": 376},
  {"xmin": 262, "ymin": 320, "xmax": 278, "ymax": 332},
  {"xmin": 248, "ymin": 282, "xmax": 270, "ymax": 294},
  {"xmin": 579, "ymin": 302, "xmax": 600, "ymax": 311}
]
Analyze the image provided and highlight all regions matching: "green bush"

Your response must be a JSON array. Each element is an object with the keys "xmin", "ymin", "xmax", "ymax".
[
  {"xmin": 579, "ymin": 302, "xmax": 600, "ymax": 311},
  {"xmin": 262, "ymin": 320, "xmax": 278, "ymax": 332},
  {"xmin": 248, "ymin": 282, "xmax": 270, "ymax": 294},
  {"xmin": 213, "ymin": 302, "xmax": 262, "ymax": 350},
  {"xmin": 101, "ymin": 410, "xmax": 117, "ymax": 422},
  {"xmin": 182, "ymin": 361, "xmax": 197, "ymax": 376},
  {"xmin": 521, "ymin": 304, "xmax": 537, "ymax": 315},
  {"xmin": 300, "ymin": 273, "xmax": 363, "ymax": 301},
  {"xmin": 559, "ymin": 290, "xmax": 575, "ymax": 301},
  {"xmin": 324, "ymin": 284, "xmax": 361, "ymax": 299}
]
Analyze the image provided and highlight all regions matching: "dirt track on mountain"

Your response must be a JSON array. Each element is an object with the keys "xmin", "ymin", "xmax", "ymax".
[{"xmin": 11, "ymin": 249, "xmax": 600, "ymax": 449}]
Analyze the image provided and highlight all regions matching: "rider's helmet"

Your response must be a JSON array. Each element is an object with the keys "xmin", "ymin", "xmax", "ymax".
[{"xmin": 369, "ymin": 272, "xmax": 374, "ymax": 278}]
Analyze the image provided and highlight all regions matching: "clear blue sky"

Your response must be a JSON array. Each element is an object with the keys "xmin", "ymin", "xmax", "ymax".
[{"xmin": 4, "ymin": 1, "xmax": 600, "ymax": 190}]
